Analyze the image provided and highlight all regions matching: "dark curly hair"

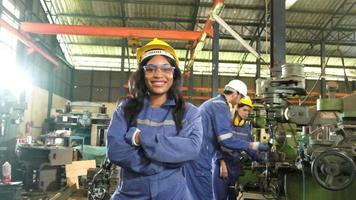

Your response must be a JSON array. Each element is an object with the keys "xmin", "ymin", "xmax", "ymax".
[{"xmin": 122, "ymin": 55, "xmax": 185, "ymax": 133}]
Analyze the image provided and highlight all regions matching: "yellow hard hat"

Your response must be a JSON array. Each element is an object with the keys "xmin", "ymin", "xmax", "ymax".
[
  {"xmin": 136, "ymin": 38, "xmax": 179, "ymax": 66},
  {"xmin": 239, "ymin": 96, "xmax": 253, "ymax": 108}
]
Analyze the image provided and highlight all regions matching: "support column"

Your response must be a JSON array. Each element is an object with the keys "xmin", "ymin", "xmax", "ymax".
[
  {"xmin": 119, "ymin": 40, "xmax": 126, "ymax": 97},
  {"xmin": 270, "ymin": 0, "xmax": 285, "ymax": 78},
  {"xmin": 320, "ymin": 39, "xmax": 326, "ymax": 98},
  {"xmin": 256, "ymin": 36, "xmax": 261, "ymax": 79},
  {"xmin": 47, "ymin": 66, "xmax": 54, "ymax": 119},
  {"xmin": 211, "ymin": 21, "xmax": 219, "ymax": 97},
  {"xmin": 70, "ymin": 68, "xmax": 74, "ymax": 101},
  {"xmin": 186, "ymin": 50, "xmax": 194, "ymax": 103},
  {"xmin": 89, "ymin": 70, "xmax": 94, "ymax": 101}
]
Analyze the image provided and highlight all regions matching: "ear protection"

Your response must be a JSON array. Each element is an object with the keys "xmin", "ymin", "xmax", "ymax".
[
  {"xmin": 232, "ymin": 110, "xmax": 245, "ymax": 127},
  {"xmin": 233, "ymin": 116, "xmax": 245, "ymax": 127}
]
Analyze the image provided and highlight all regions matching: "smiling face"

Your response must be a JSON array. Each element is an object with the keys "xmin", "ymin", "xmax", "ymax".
[{"xmin": 144, "ymin": 55, "xmax": 174, "ymax": 96}]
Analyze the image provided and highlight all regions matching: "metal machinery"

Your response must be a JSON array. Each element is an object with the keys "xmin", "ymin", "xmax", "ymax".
[
  {"xmin": 0, "ymin": 90, "xmax": 26, "ymax": 199},
  {"xmin": 244, "ymin": 64, "xmax": 356, "ymax": 198},
  {"xmin": 309, "ymin": 87, "xmax": 356, "ymax": 191},
  {"xmin": 55, "ymin": 102, "xmax": 110, "ymax": 146},
  {"xmin": 86, "ymin": 157, "xmax": 120, "ymax": 200},
  {"xmin": 54, "ymin": 102, "xmax": 118, "ymax": 199},
  {"xmin": 18, "ymin": 145, "xmax": 73, "ymax": 191},
  {"xmin": 0, "ymin": 90, "xmax": 26, "ymax": 164}
]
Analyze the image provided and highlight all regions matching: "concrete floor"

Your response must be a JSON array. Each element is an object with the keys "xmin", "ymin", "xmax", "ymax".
[{"xmin": 68, "ymin": 189, "xmax": 87, "ymax": 200}]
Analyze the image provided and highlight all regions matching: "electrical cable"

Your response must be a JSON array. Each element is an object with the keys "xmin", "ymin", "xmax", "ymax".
[
  {"xmin": 337, "ymin": 48, "xmax": 351, "ymax": 93},
  {"xmin": 300, "ymin": 47, "xmax": 352, "ymax": 105},
  {"xmin": 300, "ymin": 54, "xmax": 331, "ymax": 105}
]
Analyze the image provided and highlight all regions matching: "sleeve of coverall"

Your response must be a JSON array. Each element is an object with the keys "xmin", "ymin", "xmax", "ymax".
[
  {"xmin": 139, "ymin": 104, "xmax": 203, "ymax": 163},
  {"xmin": 246, "ymin": 149, "xmax": 265, "ymax": 162},
  {"xmin": 107, "ymin": 103, "xmax": 165, "ymax": 175},
  {"xmin": 215, "ymin": 150, "xmax": 223, "ymax": 161},
  {"xmin": 244, "ymin": 131, "xmax": 265, "ymax": 162},
  {"xmin": 212, "ymin": 103, "xmax": 251, "ymax": 151}
]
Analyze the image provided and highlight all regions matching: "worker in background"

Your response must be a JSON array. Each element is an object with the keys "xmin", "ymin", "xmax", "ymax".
[
  {"xmin": 213, "ymin": 96, "xmax": 265, "ymax": 200},
  {"xmin": 107, "ymin": 38, "xmax": 203, "ymax": 200},
  {"xmin": 184, "ymin": 80, "xmax": 269, "ymax": 200}
]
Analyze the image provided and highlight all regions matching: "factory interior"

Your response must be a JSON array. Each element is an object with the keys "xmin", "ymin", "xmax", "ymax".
[{"xmin": 0, "ymin": 0, "xmax": 356, "ymax": 199}]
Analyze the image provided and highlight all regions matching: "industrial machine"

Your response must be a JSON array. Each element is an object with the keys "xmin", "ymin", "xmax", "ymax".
[
  {"xmin": 240, "ymin": 64, "xmax": 356, "ymax": 199},
  {"xmin": 0, "ymin": 90, "xmax": 26, "ymax": 199},
  {"xmin": 0, "ymin": 90, "xmax": 26, "ymax": 164},
  {"xmin": 55, "ymin": 102, "xmax": 110, "ymax": 146},
  {"xmin": 86, "ymin": 157, "xmax": 120, "ymax": 200},
  {"xmin": 18, "ymin": 145, "xmax": 73, "ymax": 192}
]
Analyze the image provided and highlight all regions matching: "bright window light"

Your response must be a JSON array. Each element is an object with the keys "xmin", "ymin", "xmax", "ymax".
[
  {"xmin": 0, "ymin": 45, "xmax": 32, "ymax": 96},
  {"xmin": 0, "ymin": 64, "xmax": 32, "ymax": 97},
  {"xmin": 286, "ymin": 0, "xmax": 299, "ymax": 9},
  {"xmin": 0, "ymin": 0, "xmax": 30, "ymax": 98}
]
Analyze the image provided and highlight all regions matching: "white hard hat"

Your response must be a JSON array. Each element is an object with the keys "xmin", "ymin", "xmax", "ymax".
[{"xmin": 224, "ymin": 80, "xmax": 247, "ymax": 97}]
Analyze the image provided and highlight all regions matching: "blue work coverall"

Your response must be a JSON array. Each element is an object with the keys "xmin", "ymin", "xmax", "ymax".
[
  {"xmin": 107, "ymin": 98, "xmax": 203, "ymax": 200},
  {"xmin": 213, "ymin": 123, "xmax": 263, "ymax": 200},
  {"xmin": 184, "ymin": 94, "xmax": 252, "ymax": 200}
]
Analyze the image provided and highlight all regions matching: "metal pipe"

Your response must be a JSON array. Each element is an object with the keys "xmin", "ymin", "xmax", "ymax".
[
  {"xmin": 211, "ymin": 21, "xmax": 220, "ymax": 97},
  {"xmin": 187, "ymin": 0, "xmax": 224, "ymax": 68},
  {"xmin": 212, "ymin": 13, "xmax": 261, "ymax": 59}
]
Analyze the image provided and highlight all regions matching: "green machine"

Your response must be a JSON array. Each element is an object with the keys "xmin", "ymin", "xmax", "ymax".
[{"xmin": 239, "ymin": 64, "xmax": 356, "ymax": 200}]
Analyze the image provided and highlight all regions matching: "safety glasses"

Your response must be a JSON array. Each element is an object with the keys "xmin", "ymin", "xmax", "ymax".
[{"xmin": 143, "ymin": 64, "xmax": 175, "ymax": 75}]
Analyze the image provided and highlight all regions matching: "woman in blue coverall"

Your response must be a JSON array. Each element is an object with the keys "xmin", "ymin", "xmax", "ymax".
[
  {"xmin": 107, "ymin": 38, "xmax": 203, "ymax": 200},
  {"xmin": 213, "ymin": 96, "xmax": 264, "ymax": 200}
]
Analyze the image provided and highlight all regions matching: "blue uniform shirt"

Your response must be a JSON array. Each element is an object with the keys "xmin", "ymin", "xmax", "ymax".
[
  {"xmin": 107, "ymin": 97, "xmax": 203, "ymax": 200},
  {"xmin": 213, "ymin": 123, "xmax": 265, "ymax": 200},
  {"xmin": 184, "ymin": 94, "xmax": 252, "ymax": 200}
]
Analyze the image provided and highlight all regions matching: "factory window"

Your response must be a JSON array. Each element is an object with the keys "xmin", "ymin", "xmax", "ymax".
[
  {"xmin": 0, "ymin": 0, "xmax": 20, "ymax": 60},
  {"xmin": 0, "ymin": 0, "xmax": 30, "ymax": 96}
]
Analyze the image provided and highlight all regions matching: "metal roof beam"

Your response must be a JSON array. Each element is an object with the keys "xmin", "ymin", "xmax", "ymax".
[
  {"xmin": 87, "ymin": 0, "xmax": 356, "ymax": 16},
  {"xmin": 0, "ymin": 19, "xmax": 59, "ymax": 66},
  {"xmin": 50, "ymin": 13, "xmax": 356, "ymax": 32},
  {"xmin": 197, "ymin": 20, "xmax": 356, "ymax": 32},
  {"xmin": 312, "ymin": 0, "xmax": 351, "ymax": 41},
  {"xmin": 49, "ymin": 14, "xmax": 356, "ymax": 32},
  {"xmin": 61, "ymin": 34, "xmax": 356, "ymax": 47},
  {"xmin": 323, "ymin": 1, "xmax": 356, "ymax": 40},
  {"xmin": 218, "ymin": 34, "xmax": 356, "ymax": 46},
  {"xmin": 55, "ymin": 13, "xmax": 193, "ymax": 24},
  {"xmin": 20, "ymin": 22, "xmax": 201, "ymax": 41},
  {"xmin": 71, "ymin": 54, "xmax": 356, "ymax": 70},
  {"xmin": 190, "ymin": 0, "xmax": 200, "ymax": 30},
  {"xmin": 70, "ymin": 45, "xmax": 356, "ymax": 59}
]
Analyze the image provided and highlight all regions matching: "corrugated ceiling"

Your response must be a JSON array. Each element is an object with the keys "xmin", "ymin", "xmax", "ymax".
[{"xmin": 38, "ymin": 0, "xmax": 356, "ymax": 80}]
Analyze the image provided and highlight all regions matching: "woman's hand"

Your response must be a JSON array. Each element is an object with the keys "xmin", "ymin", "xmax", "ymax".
[{"xmin": 220, "ymin": 159, "xmax": 228, "ymax": 178}]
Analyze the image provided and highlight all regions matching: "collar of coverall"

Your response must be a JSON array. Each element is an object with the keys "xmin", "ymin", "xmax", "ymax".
[{"xmin": 144, "ymin": 96, "xmax": 176, "ymax": 107}]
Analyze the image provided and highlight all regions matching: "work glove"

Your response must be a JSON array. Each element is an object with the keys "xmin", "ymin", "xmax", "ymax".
[{"xmin": 250, "ymin": 142, "xmax": 269, "ymax": 152}]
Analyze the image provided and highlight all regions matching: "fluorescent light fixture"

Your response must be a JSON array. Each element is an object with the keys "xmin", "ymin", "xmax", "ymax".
[
  {"xmin": 212, "ymin": 13, "xmax": 261, "ymax": 59},
  {"xmin": 286, "ymin": 0, "xmax": 299, "ymax": 9}
]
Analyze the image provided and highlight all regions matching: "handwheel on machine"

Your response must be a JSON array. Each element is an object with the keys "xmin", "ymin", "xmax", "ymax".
[{"xmin": 311, "ymin": 149, "xmax": 356, "ymax": 191}]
